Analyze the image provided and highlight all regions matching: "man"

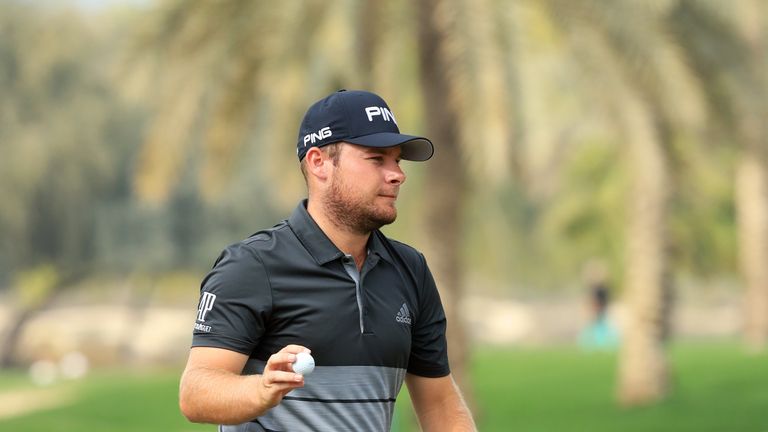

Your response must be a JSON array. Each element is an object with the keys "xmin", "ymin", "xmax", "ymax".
[{"xmin": 180, "ymin": 89, "xmax": 476, "ymax": 431}]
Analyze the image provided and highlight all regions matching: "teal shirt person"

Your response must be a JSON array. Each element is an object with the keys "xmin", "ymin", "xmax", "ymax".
[
  {"xmin": 579, "ymin": 282, "xmax": 620, "ymax": 350},
  {"xmin": 579, "ymin": 314, "xmax": 620, "ymax": 349}
]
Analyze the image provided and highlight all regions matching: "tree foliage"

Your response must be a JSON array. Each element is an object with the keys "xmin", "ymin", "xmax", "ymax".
[{"xmin": 0, "ymin": 0, "xmax": 760, "ymax": 296}]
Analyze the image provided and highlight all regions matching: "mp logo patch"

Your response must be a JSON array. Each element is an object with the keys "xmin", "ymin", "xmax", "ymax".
[{"xmin": 196, "ymin": 292, "xmax": 217, "ymax": 322}]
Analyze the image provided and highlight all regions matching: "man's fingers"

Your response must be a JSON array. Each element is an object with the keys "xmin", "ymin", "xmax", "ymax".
[
  {"xmin": 266, "ymin": 381, "xmax": 304, "ymax": 397},
  {"xmin": 266, "ymin": 352, "xmax": 297, "ymax": 370},
  {"xmin": 262, "ymin": 370, "xmax": 304, "ymax": 385},
  {"xmin": 277, "ymin": 344, "xmax": 311, "ymax": 355},
  {"xmin": 265, "ymin": 345, "xmax": 311, "ymax": 372},
  {"xmin": 255, "ymin": 373, "xmax": 304, "ymax": 410},
  {"xmin": 256, "ymin": 344, "xmax": 310, "ymax": 408}
]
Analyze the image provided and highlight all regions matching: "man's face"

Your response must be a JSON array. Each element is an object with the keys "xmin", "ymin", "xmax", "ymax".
[{"xmin": 324, "ymin": 143, "xmax": 406, "ymax": 234}]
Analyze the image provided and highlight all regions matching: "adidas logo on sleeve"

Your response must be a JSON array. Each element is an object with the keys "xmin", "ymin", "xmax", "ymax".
[{"xmin": 395, "ymin": 303, "xmax": 412, "ymax": 325}]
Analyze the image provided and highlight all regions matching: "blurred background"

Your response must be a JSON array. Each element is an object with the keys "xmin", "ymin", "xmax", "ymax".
[{"xmin": 1, "ymin": 0, "xmax": 767, "ymax": 430}]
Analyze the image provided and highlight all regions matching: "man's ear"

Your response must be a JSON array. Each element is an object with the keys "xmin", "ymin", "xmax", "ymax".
[{"xmin": 304, "ymin": 147, "xmax": 329, "ymax": 182}]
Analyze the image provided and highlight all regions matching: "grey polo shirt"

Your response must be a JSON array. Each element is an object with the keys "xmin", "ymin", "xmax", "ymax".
[{"xmin": 191, "ymin": 200, "xmax": 450, "ymax": 432}]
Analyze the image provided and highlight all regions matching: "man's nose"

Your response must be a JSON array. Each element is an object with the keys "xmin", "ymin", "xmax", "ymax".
[{"xmin": 386, "ymin": 164, "xmax": 406, "ymax": 185}]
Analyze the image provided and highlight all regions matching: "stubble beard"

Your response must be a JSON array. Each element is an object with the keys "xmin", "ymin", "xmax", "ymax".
[{"xmin": 325, "ymin": 175, "xmax": 397, "ymax": 235}]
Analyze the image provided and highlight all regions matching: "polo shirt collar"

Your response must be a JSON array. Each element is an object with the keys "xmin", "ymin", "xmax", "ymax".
[
  {"xmin": 368, "ymin": 228, "xmax": 396, "ymax": 265},
  {"xmin": 288, "ymin": 200, "xmax": 395, "ymax": 266}
]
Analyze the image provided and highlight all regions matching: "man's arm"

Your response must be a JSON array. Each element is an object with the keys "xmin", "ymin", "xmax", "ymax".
[
  {"xmin": 179, "ymin": 345, "xmax": 308, "ymax": 425},
  {"xmin": 406, "ymin": 373, "xmax": 477, "ymax": 431}
]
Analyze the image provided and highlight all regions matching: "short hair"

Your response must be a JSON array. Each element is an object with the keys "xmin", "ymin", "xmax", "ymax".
[{"xmin": 300, "ymin": 142, "xmax": 342, "ymax": 183}]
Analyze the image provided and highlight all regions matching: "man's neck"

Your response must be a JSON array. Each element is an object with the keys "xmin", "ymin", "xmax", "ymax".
[{"xmin": 306, "ymin": 199, "xmax": 369, "ymax": 269}]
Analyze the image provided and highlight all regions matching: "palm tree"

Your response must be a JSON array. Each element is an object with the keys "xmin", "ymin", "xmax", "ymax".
[
  {"xmin": 537, "ymin": 0, "xmax": 710, "ymax": 405},
  {"xmin": 722, "ymin": 1, "xmax": 768, "ymax": 352},
  {"xmin": 129, "ymin": 0, "xmax": 337, "ymax": 205},
  {"xmin": 415, "ymin": 0, "xmax": 473, "ymax": 396},
  {"xmin": 668, "ymin": 0, "xmax": 768, "ymax": 350}
]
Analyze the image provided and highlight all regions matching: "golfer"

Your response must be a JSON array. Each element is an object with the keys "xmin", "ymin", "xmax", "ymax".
[{"xmin": 180, "ymin": 89, "xmax": 476, "ymax": 431}]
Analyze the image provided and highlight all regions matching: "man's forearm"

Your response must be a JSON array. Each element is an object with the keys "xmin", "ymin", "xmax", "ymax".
[
  {"xmin": 416, "ymin": 392, "xmax": 477, "ymax": 432},
  {"xmin": 408, "ymin": 374, "xmax": 477, "ymax": 432},
  {"xmin": 179, "ymin": 367, "xmax": 265, "ymax": 424}
]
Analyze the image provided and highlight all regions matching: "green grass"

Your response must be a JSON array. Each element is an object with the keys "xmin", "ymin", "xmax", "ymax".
[
  {"xmin": 0, "ymin": 367, "xmax": 211, "ymax": 432},
  {"xmin": 1, "ymin": 342, "xmax": 767, "ymax": 431},
  {"xmin": 465, "ymin": 342, "xmax": 768, "ymax": 432}
]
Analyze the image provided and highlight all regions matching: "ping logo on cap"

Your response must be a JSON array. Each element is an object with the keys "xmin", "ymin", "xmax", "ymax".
[
  {"xmin": 296, "ymin": 89, "xmax": 433, "ymax": 162},
  {"xmin": 303, "ymin": 126, "xmax": 332, "ymax": 147},
  {"xmin": 365, "ymin": 106, "xmax": 398, "ymax": 125}
]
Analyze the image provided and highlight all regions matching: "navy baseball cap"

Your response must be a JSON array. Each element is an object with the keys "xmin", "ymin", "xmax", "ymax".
[{"xmin": 297, "ymin": 89, "xmax": 434, "ymax": 162}]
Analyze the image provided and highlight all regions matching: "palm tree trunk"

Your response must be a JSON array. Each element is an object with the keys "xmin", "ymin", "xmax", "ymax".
[
  {"xmin": 416, "ymin": 0, "xmax": 473, "ymax": 401},
  {"xmin": 736, "ymin": 147, "xmax": 768, "ymax": 350},
  {"xmin": 736, "ymin": 0, "xmax": 768, "ymax": 351},
  {"xmin": 617, "ymin": 99, "xmax": 672, "ymax": 406}
]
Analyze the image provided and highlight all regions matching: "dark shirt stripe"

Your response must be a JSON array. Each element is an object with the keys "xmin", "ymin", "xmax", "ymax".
[{"xmin": 282, "ymin": 396, "xmax": 397, "ymax": 404}]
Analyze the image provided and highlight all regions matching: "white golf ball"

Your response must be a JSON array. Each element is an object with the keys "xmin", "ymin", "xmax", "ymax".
[{"xmin": 292, "ymin": 352, "xmax": 315, "ymax": 376}]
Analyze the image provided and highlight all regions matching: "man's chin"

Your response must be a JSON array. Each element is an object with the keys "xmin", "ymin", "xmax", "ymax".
[
  {"xmin": 378, "ymin": 205, "xmax": 398, "ymax": 223},
  {"xmin": 367, "ymin": 208, "xmax": 397, "ymax": 230}
]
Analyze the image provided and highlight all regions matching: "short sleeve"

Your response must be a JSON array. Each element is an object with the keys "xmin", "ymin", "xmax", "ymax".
[
  {"xmin": 407, "ymin": 253, "xmax": 450, "ymax": 377},
  {"xmin": 191, "ymin": 242, "xmax": 272, "ymax": 355}
]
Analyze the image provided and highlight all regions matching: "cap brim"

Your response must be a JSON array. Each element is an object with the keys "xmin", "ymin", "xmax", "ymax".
[{"xmin": 345, "ymin": 132, "xmax": 434, "ymax": 161}]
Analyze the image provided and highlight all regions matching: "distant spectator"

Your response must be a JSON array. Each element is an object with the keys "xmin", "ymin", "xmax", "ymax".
[{"xmin": 579, "ymin": 263, "xmax": 620, "ymax": 350}]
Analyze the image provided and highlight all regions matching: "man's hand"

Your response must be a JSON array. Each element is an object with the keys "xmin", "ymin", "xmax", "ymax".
[
  {"xmin": 255, "ymin": 345, "xmax": 310, "ymax": 410},
  {"xmin": 179, "ymin": 345, "xmax": 311, "ymax": 425}
]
